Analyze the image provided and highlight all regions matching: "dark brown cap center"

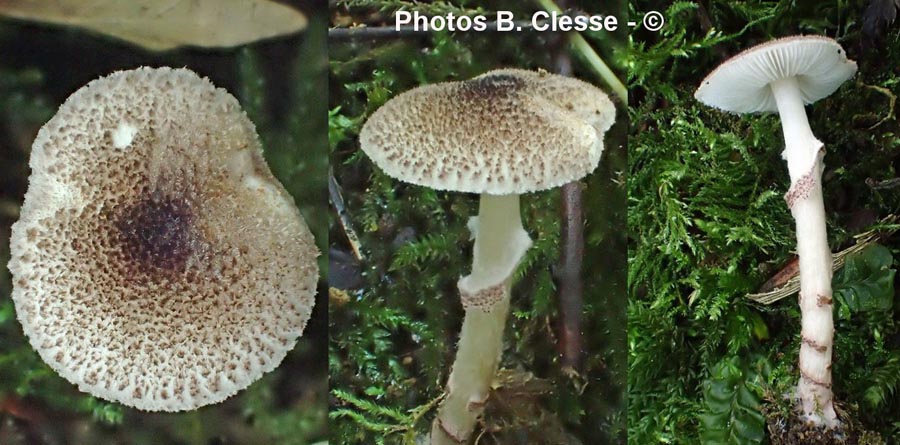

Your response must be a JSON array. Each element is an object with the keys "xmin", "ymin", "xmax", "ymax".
[
  {"xmin": 116, "ymin": 196, "xmax": 195, "ymax": 271},
  {"xmin": 459, "ymin": 73, "xmax": 525, "ymax": 99}
]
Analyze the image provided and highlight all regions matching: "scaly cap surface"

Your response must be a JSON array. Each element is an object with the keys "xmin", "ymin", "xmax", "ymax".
[
  {"xmin": 8, "ymin": 67, "xmax": 318, "ymax": 411},
  {"xmin": 360, "ymin": 69, "xmax": 615, "ymax": 194}
]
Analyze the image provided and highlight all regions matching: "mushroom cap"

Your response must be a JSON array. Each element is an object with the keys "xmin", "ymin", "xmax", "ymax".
[
  {"xmin": 8, "ymin": 67, "xmax": 318, "ymax": 411},
  {"xmin": 359, "ymin": 69, "xmax": 615, "ymax": 195},
  {"xmin": 695, "ymin": 35, "xmax": 857, "ymax": 113}
]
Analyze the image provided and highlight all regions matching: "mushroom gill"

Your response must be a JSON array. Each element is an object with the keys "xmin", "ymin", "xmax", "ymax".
[{"xmin": 8, "ymin": 67, "xmax": 318, "ymax": 412}]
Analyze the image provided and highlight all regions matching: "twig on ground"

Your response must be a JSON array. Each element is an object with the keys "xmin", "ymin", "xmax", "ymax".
[
  {"xmin": 328, "ymin": 169, "xmax": 366, "ymax": 261},
  {"xmin": 866, "ymin": 177, "xmax": 900, "ymax": 189},
  {"xmin": 861, "ymin": 82, "xmax": 897, "ymax": 129},
  {"xmin": 329, "ymin": 20, "xmax": 539, "ymax": 40},
  {"xmin": 741, "ymin": 215, "xmax": 899, "ymax": 305}
]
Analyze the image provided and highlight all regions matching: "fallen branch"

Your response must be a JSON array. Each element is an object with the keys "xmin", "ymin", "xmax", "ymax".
[
  {"xmin": 329, "ymin": 20, "xmax": 539, "ymax": 40},
  {"xmin": 328, "ymin": 169, "xmax": 366, "ymax": 261},
  {"xmin": 744, "ymin": 215, "xmax": 899, "ymax": 304},
  {"xmin": 550, "ymin": 12, "xmax": 585, "ymax": 371}
]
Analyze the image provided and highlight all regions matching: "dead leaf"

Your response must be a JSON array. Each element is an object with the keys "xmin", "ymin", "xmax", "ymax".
[{"xmin": 0, "ymin": 0, "xmax": 307, "ymax": 51}]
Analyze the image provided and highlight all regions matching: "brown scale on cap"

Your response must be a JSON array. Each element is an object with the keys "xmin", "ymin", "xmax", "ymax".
[
  {"xmin": 8, "ymin": 67, "xmax": 318, "ymax": 412},
  {"xmin": 360, "ymin": 69, "xmax": 615, "ymax": 195},
  {"xmin": 458, "ymin": 73, "xmax": 525, "ymax": 99}
]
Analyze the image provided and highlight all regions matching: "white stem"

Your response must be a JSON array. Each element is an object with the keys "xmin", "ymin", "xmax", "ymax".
[
  {"xmin": 431, "ymin": 194, "xmax": 532, "ymax": 444},
  {"xmin": 771, "ymin": 77, "xmax": 838, "ymax": 428}
]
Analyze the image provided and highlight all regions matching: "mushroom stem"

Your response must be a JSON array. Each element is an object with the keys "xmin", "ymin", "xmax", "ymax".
[
  {"xmin": 772, "ymin": 78, "xmax": 821, "ymax": 182},
  {"xmin": 431, "ymin": 292, "xmax": 511, "ymax": 444},
  {"xmin": 431, "ymin": 194, "xmax": 532, "ymax": 444},
  {"xmin": 469, "ymin": 194, "xmax": 531, "ymax": 284},
  {"xmin": 771, "ymin": 77, "xmax": 838, "ymax": 428}
]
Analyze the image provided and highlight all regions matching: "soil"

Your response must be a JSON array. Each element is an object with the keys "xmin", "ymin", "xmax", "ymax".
[{"xmin": 765, "ymin": 408, "xmax": 885, "ymax": 445}]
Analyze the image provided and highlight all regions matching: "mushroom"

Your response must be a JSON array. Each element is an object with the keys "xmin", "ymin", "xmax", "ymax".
[
  {"xmin": 359, "ymin": 68, "xmax": 615, "ymax": 443},
  {"xmin": 695, "ymin": 36, "xmax": 857, "ymax": 428},
  {"xmin": 8, "ymin": 67, "xmax": 318, "ymax": 411}
]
